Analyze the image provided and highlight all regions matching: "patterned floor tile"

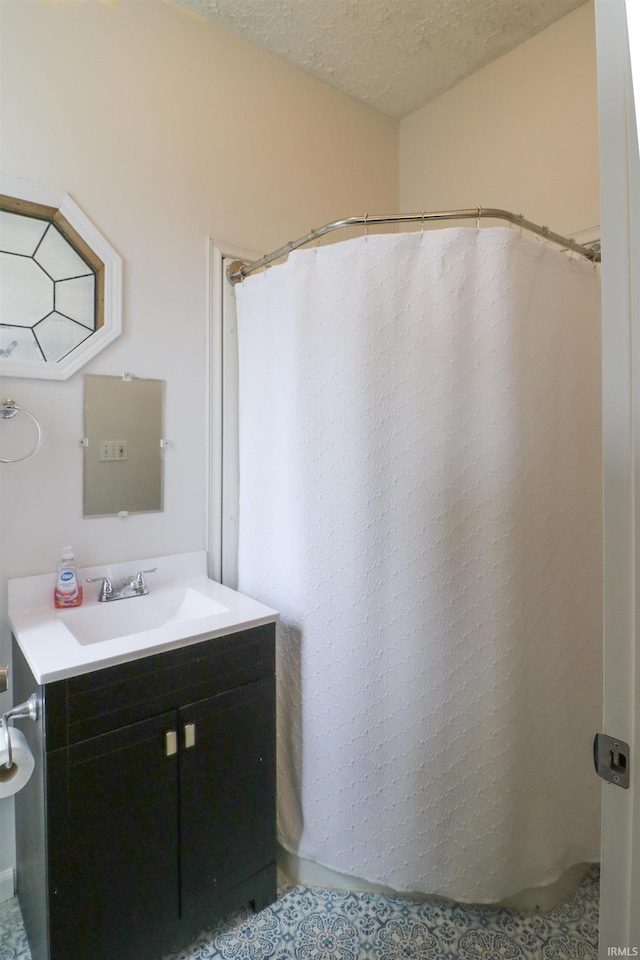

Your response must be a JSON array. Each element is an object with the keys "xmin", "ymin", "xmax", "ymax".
[
  {"xmin": 0, "ymin": 866, "xmax": 599, "ymax": 960},
  {"xmin": 0, "ymin": 896, "xmax": 31, "ymax": 960}
]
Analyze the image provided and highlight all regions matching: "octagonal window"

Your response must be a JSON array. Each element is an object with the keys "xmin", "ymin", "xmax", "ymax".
[{"xmin": 0, "ymin": 176, "xmax": 121, "ymax": 380}]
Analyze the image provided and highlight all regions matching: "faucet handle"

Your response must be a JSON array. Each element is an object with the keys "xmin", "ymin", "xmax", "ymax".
[
  {"xmin": 86, "ymin": 576, "xmax": 113, "ymax": 601},
  {"xmin": 134, "ymin": 568, "xmax": 157, "ymax": 590}
]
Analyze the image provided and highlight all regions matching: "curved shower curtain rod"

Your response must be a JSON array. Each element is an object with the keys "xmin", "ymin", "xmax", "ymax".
[{"xmin": 227, "ymin": 206, "xmax": 600, "ymax": 284}]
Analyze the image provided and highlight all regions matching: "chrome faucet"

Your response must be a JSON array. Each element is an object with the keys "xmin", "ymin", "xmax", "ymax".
[{"xmin": 87, "ymin": 567, "xmax": 157, "ymax": 602}]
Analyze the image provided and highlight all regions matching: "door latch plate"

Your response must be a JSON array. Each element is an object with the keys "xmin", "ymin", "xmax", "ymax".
[{"xmin": 593, "ymin": 733, "xmax": 630, "ymax": 788}]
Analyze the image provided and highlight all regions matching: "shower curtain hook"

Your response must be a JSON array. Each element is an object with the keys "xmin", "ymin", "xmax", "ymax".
[
  {"xmin": 421, "ymin": 209, "xmax": 425, "ymax": 233},
  {"xmin": 476, "ymin": 206, "xmax": 482, "ymax": 232},
  {"xmin": 364, "ymin": 213, "xmax": 369, "ymax": 241},
  {"xmin": 518, "ymin": 213, "xmax": 525, "ymax": 238}
]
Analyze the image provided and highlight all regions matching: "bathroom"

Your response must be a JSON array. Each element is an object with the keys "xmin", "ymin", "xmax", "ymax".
[{"xmin": 0, "ymin": 0, "xmax": 638, "ymax": 957}]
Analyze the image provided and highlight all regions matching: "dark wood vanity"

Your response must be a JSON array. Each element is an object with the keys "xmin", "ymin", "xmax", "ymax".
[{"xmin": 12, "ymin": 622, "xmax": 276, "ymax": 960}]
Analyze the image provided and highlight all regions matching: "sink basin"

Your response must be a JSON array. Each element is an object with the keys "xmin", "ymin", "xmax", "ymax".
[
  {"xmin": 8, "ymin": 551, "xmax": 279, "ymax": 683},
  {"xmin": 57, "ymin": 586, "xmax": 229, "ymax": 645}
]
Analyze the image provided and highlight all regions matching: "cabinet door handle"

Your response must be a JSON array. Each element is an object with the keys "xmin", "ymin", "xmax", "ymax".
[
  {"xmin": 184, "ymin": 723, "xmax": 196, "ymax": 749},
  {"xmin": 165, "ymin": 730, "xmax": 178, "ymax": 757}
]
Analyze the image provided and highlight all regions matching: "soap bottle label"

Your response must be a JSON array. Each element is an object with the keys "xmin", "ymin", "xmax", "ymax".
[
  {"xmin": 54, "ymin": 585, "xmax": 83, "ymax": 608},
  {"xmin": 54, "ymin": 567, "xmax": 83, "ymax": 608}
]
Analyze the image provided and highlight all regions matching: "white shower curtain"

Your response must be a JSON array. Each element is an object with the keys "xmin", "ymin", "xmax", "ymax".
[{"xmin": 235, "ymin": 227, "xmax": 602, "ymax": 904}]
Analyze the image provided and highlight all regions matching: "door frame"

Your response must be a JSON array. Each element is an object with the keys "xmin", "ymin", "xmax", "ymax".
[
  {"xmin": 206, "ymin": 238, "xmax": 261, "ymax": 586},
  {"xmin": 595, "ymin": 1, "xmax": 640, "ymax": 953}
]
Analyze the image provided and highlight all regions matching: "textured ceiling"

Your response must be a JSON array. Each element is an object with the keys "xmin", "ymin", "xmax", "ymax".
[{"xmin": 173, "ymin": 0, "xmax": 589, "ymax": 118}]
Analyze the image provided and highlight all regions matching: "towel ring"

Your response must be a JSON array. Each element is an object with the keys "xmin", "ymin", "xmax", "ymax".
[{"xmin": 0, "ymin": 399, "xmax": 42, "ymax": 463}]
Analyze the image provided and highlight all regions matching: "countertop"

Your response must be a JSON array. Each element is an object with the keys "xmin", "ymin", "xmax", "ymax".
[{"xmin": 8, "ymin": 551, "xmax": 279, "ymax": 683}]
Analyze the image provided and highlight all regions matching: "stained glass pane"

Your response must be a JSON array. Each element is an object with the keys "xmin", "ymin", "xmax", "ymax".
[
  {"xmin": 0, "ymin": 325, "xmax": 44, "ymax": 362},
  {"xmin": 0, "ymin": 252, "xmax": 53, "ymax": 327},
  {"xmin": 34, "ymin": 312, "xmax": 92, "ymax": 362},
  {"xmin": 55, "ymin": 274, "xmax": 96, "ymax": 329},
  {"xmin": 0, "ymin": 210, "xmax": 48, "ymax": 256},
  {"xmin": 34, "ymin": 224, "xmax": 92, "ymax": 281}
]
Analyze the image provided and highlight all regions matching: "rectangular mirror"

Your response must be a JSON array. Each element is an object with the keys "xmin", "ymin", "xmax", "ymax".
[{"xmin": 83, "ymin": 374, "xmax": 164, "ymax": 517}]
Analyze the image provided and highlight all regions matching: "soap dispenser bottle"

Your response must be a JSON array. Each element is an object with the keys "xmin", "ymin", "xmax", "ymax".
[{"xmin": 54, "ymin": 546, "xmax": 83, "ymax": 608}]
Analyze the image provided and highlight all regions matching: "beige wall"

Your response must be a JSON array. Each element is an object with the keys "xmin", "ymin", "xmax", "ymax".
[
  {"xmin": 0, "ymin": 0, "xmax": 397, "ymax": 880},
  {"xmin": 399, "ymin": 1, "xmax": 599, "ymax": 237}
]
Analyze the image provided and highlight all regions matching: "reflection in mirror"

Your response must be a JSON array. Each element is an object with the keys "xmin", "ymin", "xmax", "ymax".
[{"xmin": 83, "ymin": 374, "xmax": 165, "ymax": 517}]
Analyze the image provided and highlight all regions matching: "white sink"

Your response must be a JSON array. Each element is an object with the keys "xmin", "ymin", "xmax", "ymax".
[
  {"xmin": 8, "ymin": 551, "xmax": 279, "ymax": 683},
  {"xmin": 56, "ymin": 586, "xmax": 229, "ymax": 645}
]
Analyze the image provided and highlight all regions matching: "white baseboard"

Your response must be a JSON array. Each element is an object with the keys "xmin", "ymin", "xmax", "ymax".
[{"xmin": 0, "ymin": 867, "xmax": 15, "ymax": 902}]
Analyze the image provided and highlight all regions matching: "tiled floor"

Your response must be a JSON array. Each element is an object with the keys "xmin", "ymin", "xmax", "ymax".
[{"xmin": 0, "ymin": 865, "xmax": 599, "ymax": 959}]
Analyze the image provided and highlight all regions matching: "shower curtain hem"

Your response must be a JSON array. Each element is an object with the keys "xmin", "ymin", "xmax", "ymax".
[{"xmin": 278, "ymin": 838, "xmax": 600, "ymax": 907}]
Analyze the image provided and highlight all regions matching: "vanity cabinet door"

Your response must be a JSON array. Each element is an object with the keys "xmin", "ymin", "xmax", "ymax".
[
  {"xmin": 178, "ymin": 677, "xmax": 276, "ymax": 923},
  {"xmin": 49, "ymin": 711, "xmax": 180, "ymax": 960}
]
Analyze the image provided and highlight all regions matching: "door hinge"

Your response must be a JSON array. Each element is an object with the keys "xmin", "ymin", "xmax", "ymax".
[{"xmin": 593, "ymin": 733, "xmax": 630, "ymax": 788}]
